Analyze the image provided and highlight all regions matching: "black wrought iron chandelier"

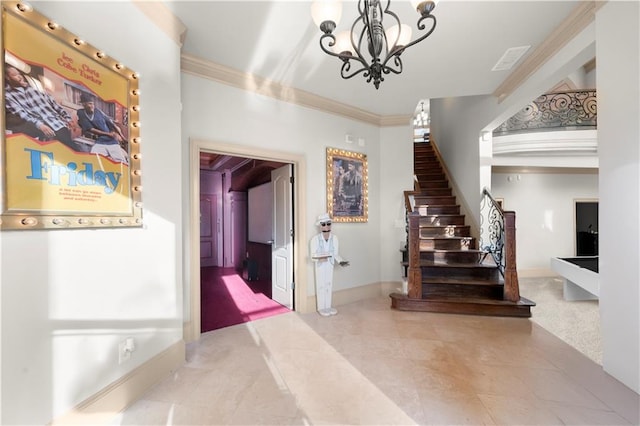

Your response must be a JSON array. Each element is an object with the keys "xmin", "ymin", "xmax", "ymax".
[{"xmin": 311, "ymin": 0, "xmax": 437, "ymax": 89}]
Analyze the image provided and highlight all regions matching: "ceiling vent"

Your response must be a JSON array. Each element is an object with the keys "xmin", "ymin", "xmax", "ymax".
[{"xmin": 492, "ymin": 46, "xmax": 531, "ymax": 71}]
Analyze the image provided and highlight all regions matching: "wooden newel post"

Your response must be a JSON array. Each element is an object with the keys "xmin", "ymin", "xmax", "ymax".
[
  {"xmin": 503, "ymin": 211, "xmax": 520, "ymax": 302},
  {"xmin": 408, "ymin": 212, "xmax": 422, "ymax": 299}
]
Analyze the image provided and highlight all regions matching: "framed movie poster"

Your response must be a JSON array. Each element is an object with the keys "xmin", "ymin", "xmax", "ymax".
[
  {"xmin": 326, "ymin": 147, "xmax": 368, "ymax": 223},
  {"xmin": 1, "ymin": 2, "xmax": 142, "ymax": 230}
]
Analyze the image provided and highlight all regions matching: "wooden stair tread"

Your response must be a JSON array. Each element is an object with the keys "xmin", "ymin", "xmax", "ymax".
[
  {"xmin": 420, "ymin": 236, "xmax": 473, "ymax": 240},
  {"xmin": 419, "ymin": 224, "xmax": 470, "ymax": 229},
  {"xmin": 391, "ymin": 293, "xmax": 535, "ymax": 306},
  {"xmin": 390, "ymin": 293, "xmax": 535, "ymax": 318},
  {"xmin": 420, "ymin": 276, "xmax": 502, "ymax": 285},
  {"xmin": 419, "ymin": 261, "xmax": 497, "ymax": 268},
  {"xmin": 401, "ymin": 249, "xmax": 486, "ymax": 254}
]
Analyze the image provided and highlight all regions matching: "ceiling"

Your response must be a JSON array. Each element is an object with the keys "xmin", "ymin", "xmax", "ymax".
[
  {"xmin": 165, "ymin": 0, "xmax": 584, "ymax": 118},
  {"xmin": 178, "ymin": 0, "xmax": 589, "ymax": 188}
]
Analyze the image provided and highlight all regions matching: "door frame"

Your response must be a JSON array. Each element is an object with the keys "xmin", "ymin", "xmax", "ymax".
[{"xmin": 186, "ymin": 138, "xmax": 308, "ymax": 342}]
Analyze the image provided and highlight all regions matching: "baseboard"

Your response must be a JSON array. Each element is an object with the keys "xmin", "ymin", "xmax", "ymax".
[
  {"xmin": 305, "ymin": 281, "xmax": 401, "ymax": 311},
  {"xmin": 50, "ymin": 340, "xmax": 186, "ymax": 425},
  {"xmin": 518, "ymin": 268, "xmax": 558, "ymax": 278},
  {"xmin": 303, "ymin": 272, "xmax": 557, "ymax": 311}
]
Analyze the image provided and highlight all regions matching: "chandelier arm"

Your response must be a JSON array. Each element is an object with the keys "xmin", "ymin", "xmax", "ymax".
[
  {"xmin": 381, "ymin": 56, "xmax": 403, "ymax": 75},
  {"xmin": 319, "ymin": 30, "xmax": 371, "ymax": 79},
  {"xmin": 319, "ymin": 33, "xmax": 359, "ymax": 65},
  {"xmin": 380, "ymin": 14, "xmax": 436, "ymax": 70},
  {"xmin": 340, "ymin": 62, "xmax": 370, "ymax": 80},
  {"xmin": 397, "ymin": 15, "xmax": 437, "ymax": 55}
]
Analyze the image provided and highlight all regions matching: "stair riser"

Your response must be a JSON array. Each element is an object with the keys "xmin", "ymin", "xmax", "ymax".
[
  {"xmin": 420, "ymin": 239, "xmax": 476, "ymax": 250},
  {"xmin": 414, "ymin": 160, "xmax": 441, "ymax": 167},
  {"xmin": 414, "ymin": 148, "xmax": 436, "ymax": 153},
  {"xmin": 416, "ymin": 205, "xmax": 460, "ymax": 215},
  {"xmin": 419, "ymin": 216, "xmax": 465, "ymax": 226},
  {"xmin": 414, "ymin": 161, "xmax": 437, "ymax": 166},
  {"xmin": 414, "ymin": 148, "xmax": 435, "ymax": 154},
  {"xmin": 390, "ymin": 297, "xmax": 532, "ymax": 318},
  {"xmin": 419, "ymin": 188, "xmax": 452, "ymax": 196},
  {"xmin": 422, "ymin": 266, "xmax": 500, "ymax": 281},
  {"xmin": 422, "ymin": 284, "xmax": 503, "ymax": 299},
  {"xmin": 416, "ymin": 173, "xmax": 445, "ymax": 181},
  {"xmin": 416, "ymin": 181, "xmax": 449, "ymax": 189},
  {"xmin": 419, "ymin": 226, "xmax": 470, "ymax": 237},
  {"xmin": 419, "ymin": 251, "xmax": 484, "ymax": 263},
  {"xmin": 414, "ymin": 158, "xmax": 437, "ymax": 163},
  {"xmin": 415, "ymin": 196, "xmax": 457, "ymax": 205}
]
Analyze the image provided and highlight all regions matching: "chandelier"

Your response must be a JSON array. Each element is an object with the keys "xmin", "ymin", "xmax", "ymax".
[
  {"xmin": 413, "ymin": 100, "xmax": 430, "ymax": 128},
  {"xmin": 311, "ymin": 0, "xmax": 438, "ymax": 89}
]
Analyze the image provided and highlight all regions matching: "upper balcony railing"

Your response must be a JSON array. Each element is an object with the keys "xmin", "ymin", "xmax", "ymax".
[{"xmin": 493, "ymin": 90, "xmax": 597, "ymax": 135}]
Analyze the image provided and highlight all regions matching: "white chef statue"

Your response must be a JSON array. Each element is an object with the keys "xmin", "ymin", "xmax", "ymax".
[{"xmin": 310, "ymin": 212, "xmax": 349, "ymax": 316}]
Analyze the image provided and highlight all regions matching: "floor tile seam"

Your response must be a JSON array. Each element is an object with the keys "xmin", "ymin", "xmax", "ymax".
[
  {"xmin": 476, "ymin": 392, "xmax": 566, "ymax": 424},
  {"xmin": 525, "ymin": 381, "xmax": 615, "ymax": 413},
  {"xmin": 503, "ymin": 365, "xmax": 616, "ymax": 411},
  {"xmin": 539, "ymin": 396, "xmax": 624, "ymax": 415}
]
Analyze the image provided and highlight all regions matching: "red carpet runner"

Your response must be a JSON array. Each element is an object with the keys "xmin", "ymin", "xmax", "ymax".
[{"xmin": 200, "ymin": 266, "xmax": 290, "ymax": 332}]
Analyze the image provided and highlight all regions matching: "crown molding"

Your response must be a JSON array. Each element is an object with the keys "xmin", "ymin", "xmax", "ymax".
[
  {"xmin": 132, "ymin": 1, "xmax": 187, "ymax": 46},
  {"xmin": 180, "ymin": 53, "xmax": 400, "ymax": 127},
  {"xmin": 493, "ymin": 1, "xmax": 606, "ymax": 102},
  {"xmin": 492, "ymin": 165, "xmax": 598, "ymax": 175},
  {"xmin": 380, "ymin": 115, "xmax": 413, "ymax": 127}
]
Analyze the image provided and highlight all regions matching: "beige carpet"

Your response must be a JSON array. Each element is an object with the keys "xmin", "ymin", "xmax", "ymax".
[{"xmin": 519, "ymin": 276, "xmax": 602, "ymax": 365}]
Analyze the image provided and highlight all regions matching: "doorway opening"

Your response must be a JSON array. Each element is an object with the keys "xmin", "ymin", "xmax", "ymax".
[
  {"xmin": 199, "ymin": 157, "xmax": 293, "ymax": 332},
  {"xmin": 187, "ymin": 139, "xmax": 309, "ymax": 341}
]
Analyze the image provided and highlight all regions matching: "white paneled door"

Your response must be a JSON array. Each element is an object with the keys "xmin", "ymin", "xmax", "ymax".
[{"xmin": 271, "ymin": 165, "xmax": 293, "ymax": 309}]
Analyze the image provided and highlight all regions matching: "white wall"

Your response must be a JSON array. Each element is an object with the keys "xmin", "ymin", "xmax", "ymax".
[
  {"xmin": 430, "ymin": 95, "xmax": 494, "ymax": 225},
  {"xmin": 180, "ymin": 74, "xmax": 392, "ymax": 301},
  {"xmin": 0, "ymin": 2, "xmax": 184, "ymax": 424},
  {"xmin": 596, "ymin": 1, "xmax": 640, "ymax": 394},
  {"xmin": 491, "ymin": 172, "xmax": 598, "ymax": 272},
  {"xmin": 379, "ymin": 125, "xmax": 414, "ymax": 282}
]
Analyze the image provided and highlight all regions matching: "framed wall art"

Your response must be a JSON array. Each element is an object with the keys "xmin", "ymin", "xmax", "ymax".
[
  {"xmin": 1, "ymin": 2, "xmax": 142, "ymax": 230},
  {"xmin": 326, "ymin": 147, "xmax": 368, "ymax": 222}
]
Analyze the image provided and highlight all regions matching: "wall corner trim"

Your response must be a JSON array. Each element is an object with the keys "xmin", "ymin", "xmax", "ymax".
[{"xmin": 132, "ymin": 0, "xmax": 187, "ymax": 46}]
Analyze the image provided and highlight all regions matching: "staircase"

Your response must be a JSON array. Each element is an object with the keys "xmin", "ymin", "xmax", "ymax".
[{"xmin": 390, "ymin": 142, "xmax": 535, "ymax": 317}]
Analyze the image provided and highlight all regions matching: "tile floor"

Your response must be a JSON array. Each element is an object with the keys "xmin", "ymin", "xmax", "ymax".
[{"xmin": 111, "ymin": 297, "xmax": 639, "ymax": 425}]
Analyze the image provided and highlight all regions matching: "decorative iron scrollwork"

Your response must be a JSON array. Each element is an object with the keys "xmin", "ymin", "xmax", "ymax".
[
  {"xmin": 480, "ymin": 190, "xmax": 505, "ymax": 277},
  {"xmin": 494, "ymin": 90, "xmax": 597, "ymax": 135}
]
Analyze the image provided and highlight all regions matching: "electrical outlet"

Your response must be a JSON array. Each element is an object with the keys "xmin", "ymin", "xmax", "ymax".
[
  {"xmin": 118, "ymin": 341, "xmax": 131, "ymax": 364},
  {"xmin": 118, "ymin": 337, "xmax": 135, "ymax": 364}
]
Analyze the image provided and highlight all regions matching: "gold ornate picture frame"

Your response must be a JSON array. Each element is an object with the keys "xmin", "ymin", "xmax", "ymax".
[
  {"xmin": 326, "ymin": 147, "xmax": 368, "ymax": 223},
  {"xmin": 1, "ymin": 2, "xmax": 142, "ymax": 230}
]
